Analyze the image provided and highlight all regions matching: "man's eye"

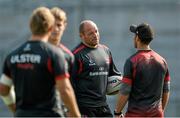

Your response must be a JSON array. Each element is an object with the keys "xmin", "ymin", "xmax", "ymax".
[
  {"xmin": 57, "ymin": 24, "xmax": 62, "ymax": 27},
  {"xmin": 88, "ymin": 32, "xmax": 93, "ymax": 35}
]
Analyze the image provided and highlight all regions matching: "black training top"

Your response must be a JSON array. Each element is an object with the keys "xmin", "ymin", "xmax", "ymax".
[
  {"xmin": 120, "ymin": 50, "xmax": 170, "ymax": 115},
  {"xmin": 2, "ymin": 40, "xmax": 69, "ymax": 116},
  {"xmin": 71, "ymin": 43, "xmax": 121, "ymax": 107}
]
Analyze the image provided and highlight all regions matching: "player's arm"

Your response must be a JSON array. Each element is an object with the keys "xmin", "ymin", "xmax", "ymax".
[
  {"xmin": 108, "ymin": 50, "xmax": 122, "ymax": 76},
  {"xmin": 162, "ymin": 68, "xmax": 170, "ymax": 111},
  {"xmin": 56, "ymin": 77, "xmax": 81, "ymax": 117},
  {"xmin": 115, "ymin": 59, "xmax": 132, "ymax": 116},
  {"xmin": 115, "ymin": 81, "xmax": 131, "ymax": 117},
  {"xmin": 53, "ymin": 49, "xmax": 80, "ymax": 117},
  {"xmin": 0, "ymin": 74, "xmax": 16, "ymax": 113},
  {"xmin": 162, "ymin": 91, "xmax": 170, "ymax": 111},
  {"xmin": 115, "ymin": 94, "xmax": 129, "ymax": 117}
]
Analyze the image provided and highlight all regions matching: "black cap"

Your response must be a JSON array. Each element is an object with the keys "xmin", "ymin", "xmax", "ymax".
[{"xmin": 130, "ymin": 23, "xmax": 153, "ymax": 44}]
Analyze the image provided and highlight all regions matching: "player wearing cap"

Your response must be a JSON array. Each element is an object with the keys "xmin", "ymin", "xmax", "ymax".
[
  {"xmin": 114, "ymin": 23, "xmax": 170, "ymax": 117},
  {"xmin": 71, "ymin": 20, "xmax": 121, "ymax": 117},
  {"xmin": 0, "ymin": 7, "xmax": 80, "ymax": 117}
]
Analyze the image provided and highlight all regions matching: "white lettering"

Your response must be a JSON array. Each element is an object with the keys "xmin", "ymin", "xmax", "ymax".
[
  {"xmin": 10, "ymin": 54, "xmax": 41, "ymax": 64},
  {"xmin": 89, "ymin": 71, "xmax": 108, "ymax": 76}
]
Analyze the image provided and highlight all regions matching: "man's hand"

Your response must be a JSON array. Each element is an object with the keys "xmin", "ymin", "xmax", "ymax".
[
  {"xmin": 115, "ymin": 113, "xmax": 124, "ymax": 118},
  {"xmin": 114, "ymin": 110, "xmax": 124, "ymax": 118}
]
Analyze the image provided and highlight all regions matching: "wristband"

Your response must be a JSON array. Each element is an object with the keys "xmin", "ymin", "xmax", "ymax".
[
  {"xmin": 0, "ymin": 74, "xmax": 13, "ymax": 87},
  {"xmin": 0, "ymin": 87, "xmax": 15, "ymax": 105},
  {"xmin": 114, "ymin": 110, "xmax": 122, "ymax": 115}
]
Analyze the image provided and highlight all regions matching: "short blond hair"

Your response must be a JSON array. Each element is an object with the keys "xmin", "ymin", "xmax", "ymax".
[
  {"xmin": 50, "ymin": 7, "xmax": 67, "ymax": 23},
  {"xmin": 29, "ymin": 7, "xmax": 55, "ymax": 35}
]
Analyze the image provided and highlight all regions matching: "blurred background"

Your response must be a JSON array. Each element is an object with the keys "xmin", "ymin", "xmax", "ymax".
[{"xmin": 0, "ymin": 0, "xmax": 179, "ymax": 117}]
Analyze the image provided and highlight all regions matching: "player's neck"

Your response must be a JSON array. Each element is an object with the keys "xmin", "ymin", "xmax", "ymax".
[
  {"xmin": 82, "ymin": 41, "xmax": 98, "ymax": 48},
  {"xmin": 49, "ymin": 38, "xmax": 61, "ymax": 46},
  {"xmin": 137, "ymin": 45, "xmax": 151, "ymax": 50},
  {"xmin": 31, "ymin": 34, "xmax": 49, "ymax": 42}
]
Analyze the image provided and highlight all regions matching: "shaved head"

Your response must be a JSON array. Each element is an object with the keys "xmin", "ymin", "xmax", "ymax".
[
  {"xmin": 79, "ymin": 20, "xmax": 100, "ymax": 48},
  {"xmin": 79, "ymin": 20, "xmax": 98, "ymax": 33}
]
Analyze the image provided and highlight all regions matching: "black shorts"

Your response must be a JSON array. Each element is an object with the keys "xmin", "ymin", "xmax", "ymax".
[
  {"xmin": 15, "ymin": 109, "xmax": 62, "ymax": 117},
  {"xmin": 79, "ymin": 105, "xmax": 113, "ymax": 117}
]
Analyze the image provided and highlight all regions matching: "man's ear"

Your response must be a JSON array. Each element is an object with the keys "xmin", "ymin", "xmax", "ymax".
[
  {"xmin": 48, "ymin": 26, "xmax": 53, "ymax": 33},
  {"xmin": 64, "ymin": 22, "xmax": 67, "ymax": 29},
  {"xmin": 136, "ymin": 35, "xmax": 140, "ymax": 42},
  {"xmin": 80, "ymin": 32, "xmax": 84, "ymax": 39}
]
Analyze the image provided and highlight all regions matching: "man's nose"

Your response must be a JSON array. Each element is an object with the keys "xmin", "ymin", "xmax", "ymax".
[
  {"xmin": 94, "ymin": 33, "xmax": 98, "ymax": 38},
  {"xmin": 55, "ymin": 26, "xmax": 60, "ymax": 32}
]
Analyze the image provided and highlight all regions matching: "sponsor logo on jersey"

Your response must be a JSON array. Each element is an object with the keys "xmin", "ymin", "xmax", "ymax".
[
  {"xmin": 99, "ymin": 67, "xmax": 104, "ymax": 71},
  {"xmin": 10, "ymin": 54, "xmax": 41, "ymax": 64},
  {"xmin": 89, "ymin": 71, "xmax": 108, "ymax": 76}
]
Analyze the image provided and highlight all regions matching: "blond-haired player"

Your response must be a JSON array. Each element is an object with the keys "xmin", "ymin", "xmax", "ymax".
[
  {"xmin": 49, "ymin": 7, "xmax": 75, "ymax": 116},
  {"xmin": 0, "ymin": 7, "xmax": 80, "ymax": 117}
]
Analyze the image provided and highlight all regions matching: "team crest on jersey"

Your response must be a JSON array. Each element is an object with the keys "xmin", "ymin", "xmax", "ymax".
[{"xmin": 85, "ymin": 55, "xmax": 96, "ymax": 66}]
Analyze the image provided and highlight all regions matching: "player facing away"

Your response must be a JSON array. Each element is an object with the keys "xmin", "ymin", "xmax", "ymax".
[
  {"xmin": 48, "ymin": 7, "xmax": 75, "ymax": 116},
  {"xmin": 0, "ymin": 7, "xmax": 80, "ymax": 117},
  {"xmin": 114, "ymin": 23, "xmax": 170, "ymax": 117},
  {"xmin": 71, "ymin": 20, "xmax": 122, "ymax": 117}
]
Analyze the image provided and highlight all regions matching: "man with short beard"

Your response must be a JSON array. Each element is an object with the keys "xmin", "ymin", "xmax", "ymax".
[{"xmin": 71, "ymin": 20, "xmax": 121, "ymax": 117}]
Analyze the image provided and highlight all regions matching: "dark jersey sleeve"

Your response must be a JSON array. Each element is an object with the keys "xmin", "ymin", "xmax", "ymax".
[
  {"xmin": 70, "ymin": 55, "xmax": 80, "ymax": 90},
  {"xmin": 122, "ymin": 58, "xmax": 133, "ymax": 85},
  {"xmin": 60, "ymin": 44, "xmax": 75, "ymax": 74},
  {"xmin": 105, "ymin": 47, "xmax": 121, "ymax": 76},
  {"xmin": 120, "ymin": 59, "xmax": 133, "ymax": 95},
  {"xmin": 51, "ymin": 48, "xmax": 70, "ymax": 80},
  {"xmin": 163, "ymin": 62, "xmax": 171, "ymax": 92},
  {"xmin": 68, "ymin": 53, "xmax": 75, "ymax": 74}
]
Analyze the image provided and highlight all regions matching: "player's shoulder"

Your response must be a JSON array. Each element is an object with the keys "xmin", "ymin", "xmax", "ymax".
[
  {"xmin": 72, "ymin": 43, "xmax": 86, "ymax": 55},
  {"xmin": 98, "ymin": 44, "xmax": 109, "ymax": 50},
  {"xmin": 124, "ymin": 51, "xmax": 139, "ymax": 64},
  {"xmin": 59, "ymin": 44, "xmax": 73, "ymax": 57},
  {"xmin": 151, "ymin": 50, "xmax": 167, "ymax": 63},
  {"xmin": 130, "ymin": 51, "xmax": 139, "ymax": 59},
  {"xmin": 3, "ymin": 41, "xmax": 28, "ymax": 63},
  {"xmin": 98, "ymin": 44, "xmax": 111, "ymax": 54},
  {"xmin": 152, "ymin": 50, "xmax": 164, "ymax": 58},
  {"xmin": 39, "ymin": 42, "xmax": 64, "ymax": 58},
  {"xmin": 7, "ymin": 41, "xmax": 28, "ymax": 56}
]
